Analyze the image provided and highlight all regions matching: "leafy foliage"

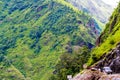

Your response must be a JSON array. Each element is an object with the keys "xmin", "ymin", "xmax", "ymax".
[
  {"xmin": 50, "ymin": 46, "xmax": 90, "ymax": 80},
  {"xmin": 0, "ymin": 0, "xmax": 101, "ymax": 80}
]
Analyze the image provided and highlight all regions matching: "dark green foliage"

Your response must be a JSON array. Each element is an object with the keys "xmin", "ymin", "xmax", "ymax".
[
  {"xmin": 71, "ymin": 35, "xmax": 84, "ymax": 45},
  {"xmin": 29, "ymin": 27, "xmax": 43, "ymax": 39},
  {"xmin": 0, "ymin": 37, "xmax": 17, "ymax": 54},
  {"xmin": 52, "ymin": 46, "xmax": 90, "ymax": 80},
  {"xmin": 91, "ymin": 54, "xmax": 99, "ymax": 64},
  {"xmin": 0, "ymin": 0, "xmax": 101, "ymax": 79},
  {"xmin": 0, "ymin": 54, "xmax": 4, "ymax": 62},
  {"xmin": 109, "ymin": 40, "xmax": 115, "ymax": 45}
]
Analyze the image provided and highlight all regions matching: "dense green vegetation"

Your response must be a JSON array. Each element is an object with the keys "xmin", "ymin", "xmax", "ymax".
[
  {"xmin": 88, "ymin": 3, "xmax": 120, "ymax": 66},
  {"xmin": 50, "ymin": 46, "xmax": 90, "ymax": 80},
  {"xmin": 0, "ymin": 0, "xmax": 102, "ymax": 80}
]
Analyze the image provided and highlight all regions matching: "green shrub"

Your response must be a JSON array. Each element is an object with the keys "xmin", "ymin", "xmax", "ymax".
[{"xmin": 109, "ymin": 39, "xmax": 115, "ymax": 45}]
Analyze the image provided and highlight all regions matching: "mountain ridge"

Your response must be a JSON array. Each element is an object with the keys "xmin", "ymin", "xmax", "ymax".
[
  {"xmin": 67, "ymin": 0, "xmax": 113, "ymax": 24},
  {"xmin": 72, "ymin": 2, "xmax": 120, "ymax": 80}
]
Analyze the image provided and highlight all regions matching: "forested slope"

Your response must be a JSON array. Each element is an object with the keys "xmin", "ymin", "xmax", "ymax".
[{"xmin": 0, "ymin": 0, "xmax": 101, "ymax": 80}]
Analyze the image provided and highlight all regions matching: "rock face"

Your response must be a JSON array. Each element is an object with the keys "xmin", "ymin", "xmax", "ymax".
[
  {"xmin": 73, "ymin": 43, "xmax": 120, "ymax": 80},
  {"xmin": 99, "ymin": 74, "xmax": 120, "ymax": 80},
  {"xmin": 95, "ymin": 43, "xmax": 120, "ymax": 73},
  {"xmin": 73, "ymin": 3, "xmax": 120, "ymax": 80},
  {"xmin": 73, "ymin": 70, "xmax": 120, "ymax": 80},
  {"xmin": 73, "ymin": 70, "xmax": 105, "ymax": 80},
  {"xmin": 95, "ymin": 33, "xmax": 103, "ymax": 46}
]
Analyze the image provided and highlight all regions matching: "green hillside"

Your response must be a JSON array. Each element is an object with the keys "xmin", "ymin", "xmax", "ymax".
[
  {"xmin": 88, "ymin": 3, "xmax": 120, "ymax": 66},
  {"xmin": 0, "ymin": 0, "xmax": 101, "ymax": 80},
  {"xmin": 67, "ymin": 0, "xmax": 113, "ymax": 28},
  {"xmin": 54, "ymin": 2, "xmax": 120, "ymax": 78}
]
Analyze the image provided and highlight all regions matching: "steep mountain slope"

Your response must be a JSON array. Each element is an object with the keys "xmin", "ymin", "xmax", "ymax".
[
  {"xmin": 72, "ymin": 39, "xmax": 120, "ymax": 80},
  {"xmin": 88, "ymin": 2, "xmax": 120, "ymax": 68},
  {"xmin": 0, "ymin": 0, "xmax": 101, "ymax": 80},
  {"xmin": 72, "ymin": 2, "xmax": 120, "ymax": 80},
  {"xmin": 67, "ymin": 0, "xmax": 113, "ymax": 24}
]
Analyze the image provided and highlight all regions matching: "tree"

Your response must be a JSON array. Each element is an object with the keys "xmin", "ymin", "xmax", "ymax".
[{"xmin": 52, "ymin": 46, "xmax": 90, "ymax": 80}]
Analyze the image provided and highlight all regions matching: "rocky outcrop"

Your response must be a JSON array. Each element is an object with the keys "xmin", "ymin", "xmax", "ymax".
[
  {"xmin": 87, "ymin": 18, "xmax": 101, "ymax": 35},
  {"xmin": 73, "ymin": 43, "xmax": 120, "ymax": 80},
  {"xmin": 73, "ymin": 70, "xmax": 120, "ymax": 80},
  {"xmin": 73, "ymin": 70, "xmax": 105, "ymax": 80},
  {"xmin": 99, "ymin": 74, "xmax": 120, "ymax": 80},
  {"xmin": 95, "ymin": 33, "xmax": 103, "ymax": 46},
  {"xmin": 94, "ymin": 42, "xmax": 120, "ymax": 73}
]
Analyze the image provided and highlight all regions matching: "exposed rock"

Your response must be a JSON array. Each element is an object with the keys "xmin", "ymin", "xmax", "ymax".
[
  {"xmin": 87, "ymin": 18, "xmax": 101, "ymax": 35},
  {"xmin": 0, "ymin": 20, "xmax": 2, "ymax": 24},
  {"xmin": 99, "ymin": 74, "xmax": 120, "ymax": 80},
  {"xmin": 37, "ymin": 4, "xmax": 48, "ymax": 12},
  {"xmin": 78, "ymin": 20, "xmax": 82, "ymax": 24},
  {"xmin": 95, "ymin": 33, "xmax": 104, "ymax": 46},
  {"xmin": 73, "ymin": 42, "xmax": 120, "ymax": 80},
  {"xmin": 94, "ymin": 42, "xmax": 120, "ymax": 73},
  {"xmin": 65, "ymin": 45, "xmax": 73, "ymax": 53},
  {"xmin": 73, "ymin": 70, "xmax": 120, "ymax": 80},
  {"xmin": 73, "ymin": 70, "xmax": 105, "ymax": 80},
  {"xmin": 73, "ymin": 46, "xmax": 81, "ymax": 53},
  {"xmin": 37, "ymin": 6, "xmax": 43, "ymax": 12},
  {"xmin": 110, "ymin": 57, "xmax": 120, "ymax": 73}
]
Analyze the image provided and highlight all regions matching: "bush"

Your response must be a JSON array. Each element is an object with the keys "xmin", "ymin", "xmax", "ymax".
[
  {"xmin": 0, "ymin": 54, "xmax": 4, "ymax": 62},
  {"xmin": 109, "ymin": 39, "xmax": 115, "ymax": 45},
  {"xmin": 92, "ymin": 54, "xmax": 99, "ymax": 63}
]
